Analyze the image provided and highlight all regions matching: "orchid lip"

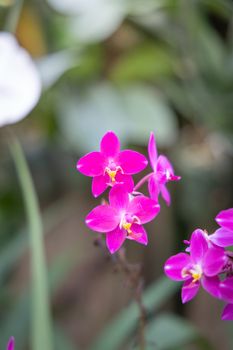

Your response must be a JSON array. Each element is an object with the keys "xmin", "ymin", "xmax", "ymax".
[
  {"xmin": 182, "ymin": 264, "xmax": 203, "ymax": 282},
  {"xmin": 128, "ymin": 231, "xmax": 143, "ymax": 240},
  {"xmin": 104, "ymin": 165, "xmax": 123, "ymax": 183},
  {"xmin": 119, "ymin": 214, "xmax": 140, "ymax": 233},
  {"xmin": 122, "ymin": 222, "xmax": 132, "ymax": 233}
]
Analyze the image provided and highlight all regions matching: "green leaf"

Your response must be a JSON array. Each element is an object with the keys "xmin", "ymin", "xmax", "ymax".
[
  {"xmin": 4, "ymin": 0, "xmax": 23, "ymax": 33},
  {"xmin": 57, "ymin": 83, "xmax": 178, "ymax": 153},
  {"xmin": 0, "ymin": 196, "xmax": 74, "ymax": 287},
  {"xmin": 0, "ymin": 247, "xmax": 79, "ymax": 350},
  {"xmin": 10, "ymin": 139, "xmax": 53, "ymax": 350},
  {"xmin": 54, "ymin": 325, "xmax": 77, "ymax": 350},
  {"xmin": 37, "ymin": 49, "xmax": 81, "ymax": 89},
  {"xmin": 142, "ymin": 312, "xmax": 198, "ymax": 350},
  {"xmin": 195, "ymin": 17, "xmax": 226, "ymax": 76},
  {"xmin": 111, "ymin": 43, "xmax": 175, "ymax": 83},
  {"xmin": 121, "ymin": 85, "xmax": 178, "ymax": 146},
  {"xmin": 0, "ymin": 230, "xmax": 27, "ymax": 286},
  {"xmin": 91, "ymin": 277, "xmax": 181, "ymax": 350},
  {"xmin": 0, "ymin": 294, "xmax": 29, "ymax": 350}
]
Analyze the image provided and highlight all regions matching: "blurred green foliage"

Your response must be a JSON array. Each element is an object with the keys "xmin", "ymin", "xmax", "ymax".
[{"xmin": 1, "ymin": 0, "xmax": 233, "ymax": 349}]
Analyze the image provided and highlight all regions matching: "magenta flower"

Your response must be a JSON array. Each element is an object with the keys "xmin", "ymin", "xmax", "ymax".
[
  {"xmin": 208, "ymin": 228, "xmax": 233, "ymax": 248},
  {"xmin": 215, "ymin": 208, "xmax": 233, "ymax": 231},
  {"xmin": 219, "ymin": 277, "xmax": 233, "ymax": 304},
  {"xmin": 7, "ymin": 337, "xmax": 14, "ymax": 350},
  {"xmin": 147, "ymin": 132, "xmax": 181, "ymax": 205},
  {"xmin": 222, "ymin": 304, "xmax": 233, "ymax": 321},
  {"xmin": 85, "ymin": 185, "xmax": 160, "ymax": 253},
  {"xmin": 77, "ymin": 131, "xmax": 148, "ymax": 197},
  {"xmin": 164, "ymin": 229, "xmax": 226, "ymax": 303},
  {"xmin": 182, "ymin": 209, "xmax": 233, "ymax": 249},
  {"xmin": 219, "ymin": 277, "xmax": 233, "ymax": 320},
  {"xmin": 207, "ymin": 208, "xmax": 233, "ymax": 247}
]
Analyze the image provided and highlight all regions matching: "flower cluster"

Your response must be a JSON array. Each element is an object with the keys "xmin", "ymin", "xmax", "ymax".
[
  {"xmin": 164, "ymin": 208, "xmax": 233, "ymax": 320},
  {"xmin": 77, "ymin": 131, "xmax": 180, "ymax": 253}
]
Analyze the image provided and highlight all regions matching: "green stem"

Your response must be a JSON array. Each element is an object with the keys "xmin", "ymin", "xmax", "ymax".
[
  {"xmin": 5, "ymin": 0, "xmax": 24, "ymax": 34},
  {"xmin": 10, "ymin": 138, "xmax": 53, "ymax": 350},
  {"xmin": 133, "ymin": 172, "xmax": 153, "ymax": 192}
]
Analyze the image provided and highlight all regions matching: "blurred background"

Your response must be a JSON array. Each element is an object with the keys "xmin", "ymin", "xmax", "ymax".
[{"xmin": 0, "ymin": 0, "xmax": 233, "ymax": 349}]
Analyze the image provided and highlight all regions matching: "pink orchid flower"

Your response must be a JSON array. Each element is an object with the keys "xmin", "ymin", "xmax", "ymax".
[
  {"xmin": 183, "ymin": 208, "xmax": 233, "ymax": 249},
  {"xmin": 77, "ymin": 131, "xmax": 148, "ymax": 197},
  {"xmin": 85, "ymin": 185, "xmax": 160, "ymax": 253},
  {"xmin": 7, "ymin": 337, "xmax": 14, "ymax": 350},
  {"xmin": 198, "ymin": 208, "xmax": 233, "ymax": 248},
  {"xmin": 219, "ymin": 277, "xmax": 233, "ymax": 304},
  {"xmin": 147, "ymin": 132, "xmax": 181, "ymax": 206},
  {"xmin": 222, "ymin": 303, "xmax": 233, "ymax": 321},
  {"xmin": 215, "ymin": 208, "xmax": 233, "ymax": 231},
  {"xmin": 219, "ymin": 277, "xmax": 233, "ymax": 320},
  {"xmin": 208, "ymin": 208, "xmax": 233, "ymax": 247},
  {"xmin": 164, "ymin": 229, "xmax": 226, "ymax": 303}
]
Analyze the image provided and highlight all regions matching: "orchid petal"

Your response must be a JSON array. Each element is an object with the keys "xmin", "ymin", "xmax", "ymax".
[
  {"xmin": 119, "ymin": 150, "xmax": 148, "ymax": 174},
  {"xmin": 170, "ymin": 174, "xmax": 181, "ymax": 181},
  {"xmin": 190, "ymin": 229, "xmax": 208, "ymax": 264},
  {"xmin": 77, "ymin": 151, "xmax": 104, "ymax": 176},
  {"xmin": 181, "ymin": 279, "xmax": 200, "ymax": 303},
  {"xmin": 92, "ymin": 175, "xmax": 108, "ymax": 197},
  {"xmin": 202, "ymin": 275, "xmax": 221, "ymax": 299},
  {"xmin": 85, "ymin": 205, "xmax": 119, "ymax": 232},
  {"xmin": 203, "ymin": 246, "xmax": 226, "ymax": 276},
  {"xmin": 148, "ymin": 132, "xmax": 157, "ymax": 171},
  {"xmin": 100, "ymin": 131, "xmax": 120, "ymax": 158},
  {"xmin": 148, "ymin": 176, "xmax": 160, "ymax": 202},
  {"xmin": 215, "ymin": 208, "xmax": 233, "ymax": 231},
  {"xmin": 210, "ymin": 228, "xmax": 233, "ymax": 247},
  {"xmin": 160, "ymin": 184, "xmax": 171, "ymax": 206},
  {"xmin": 164, "ymin": 253, "xmax": 191, "ymax": 281},
  {"xmin": 109, "ymin": 185, "xmax": 129, "ymax": 211},
  {"xmin": 106, "ymin": 226, "xmax": 126, "ymax": 254},
  {"xmin": 156, "ymin": 155, "xmax": 174, "ymax": 175},
  {"xmin": 219, "ymin": 277, "xmax": 233, "ymax": 303},
  {"xmin": 156, "ymin": 155, "xmax": 181, "ymax": 182},
  {"xmin": 7, "ymin": 337, "xmax": 14, "ymax": 350},
  {"xmin": 155, "ymin": 171, "xmax": 167, "ymax": 184},
  {"xmin": 128, "ymin": 195, "xmax": 160, "ymax": 224},
  {"xmin": 115, "ymin": 173, "xmax": 134, "ymax": 193},
  {"xmin": 221, "ymin": 304, "xmax": 233, "ymax": 321},
  {"xmin": 127, "ymin": 224, "xmax": 148, "ymax": 245}
]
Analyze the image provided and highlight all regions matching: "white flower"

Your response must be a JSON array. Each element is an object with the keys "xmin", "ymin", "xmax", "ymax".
[{"xmin": 0, "ymin": 32, "xmax": 41, "ymax": 127}]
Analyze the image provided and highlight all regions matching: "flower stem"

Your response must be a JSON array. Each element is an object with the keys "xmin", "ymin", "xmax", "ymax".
[
  {"xmin": 94, "ymin": 239, "xmax": 147, "ymax": 349},
  {"xmin": 115, "ymin": 249, "xmax": 146, "ymax": 350},
  {"xmin": 134, "ymin": 279, "xmax": 146, "ymax": 350},
  {"xmin": 10, "ymin": 137, "xmax": 53, "ymax": 350},
  {"xmin": 134, "ymin": 172, "xmax": 153, "ymax": 192}
]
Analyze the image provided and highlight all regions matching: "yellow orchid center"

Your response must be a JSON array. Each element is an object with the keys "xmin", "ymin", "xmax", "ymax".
[
  {"xmin": 106, "ymin": 169, "xmax": 117, "ymax": 182},
  {"xmin": 181, "ymin": 265, "xmax": 202, "ymax": 283},
  {"xmin": 122, "ymin": 222, "xmax": 132, "ymax": 233},
  {"xmin": 191, "ymin": 271, "xmax": 202, "ymax": 283},
  {"xmin": 105, "ymin": 165, "xmax": 123, "ymax": 184}
]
